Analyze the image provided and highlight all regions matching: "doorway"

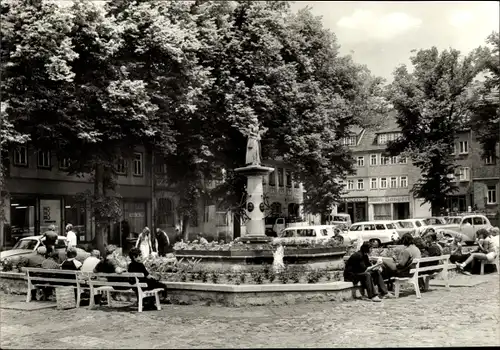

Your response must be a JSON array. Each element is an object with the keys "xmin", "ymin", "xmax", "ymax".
[{"xmin": 393, "ymin": 202, "xmax": 410, "ymax": 220}]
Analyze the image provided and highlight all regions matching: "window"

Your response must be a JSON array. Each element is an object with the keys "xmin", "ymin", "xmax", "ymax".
[
  {"xmin": 381, "ymin": 157, "xmax": 390, "ymax": 165},
  {"xmin": 390, "ymin": 177, "xmax": 397, "ymax": 188},
  {"xmin": 473, "ymin": 216, "xmax": 486, "ymax": 225},
  {"xmin": 400, "ymin": 176, "xmax": 408, "ymax": 188},
  {"xmin": 133, "ymin": 153, "xmax": 143, "ymax": 176},
  {"xmin": 357, "ymin": 179, "xmax": 364, "ymax": 190},
  {"xmin": 391, "ymin": 156, "xmax": 397, "ymax": 165},
  {"xmin": 59, "ymin": 158, "xmax": 71, "ymax": 170},
  {"xmin": 386, "ymin": 223, "xmax": 396, "ymax": 229},
  {"xmin": 294, "ymin": 173, "xmax": 300, "ymax": 188},
  {"xmin": 370, "ymin": 154, "xmax": 377, "ymax": 166},
  {"xmin": 377, "ymin": 134, "xmax": 388, "ymax": 145},
  {"xmin": 349, "ymin": 224, "xmax": 362, "ymax": 231},
  {"xmin": 370, "ymin": 178, "xmax": 377, "ymax": 189},
  {"xmin": 487, "ymin": 186, "xmax": 497, "ymax": 204},
  {"xmin": 269, "ymin": 171, "xmax": 276, "ymax": 186},
  {"xmin": 278, "ymin": 168, "xmax": 284, "ymax": 187},
  {"xmin": 13, "ymin": 146, "xmax": 28, "ymax": 166},
  {"xmin": 37, "ymin": 150, "xmax": 51, "ymax": 168},
  {"xmin": 342, "ymin": 136, "xmax": 357, "ymax": 146},
  {"xmin": 458, "ymin": 167, "xmax": 470, "ymax": 181},
  {"xmin": 363, "ymin": 224, "xmax": 375, "ymax": 231},
  {"xmin": 157, "ymin": 198, "xmax": 174, "ymax": 226},
  {"xmin": 116, "ymin": 158, "xmax": 127, "ymax": 175},
  {"xmin": 357, "ymin": 156, "xmax": 364, "ymax": 167},
  {"xmin": 399, "ymin": 156, "xmax": 407, "ymax": 164},
  {"xmin": 216, "ymin": 212, "xmax": 228, "ymax": 227},
  {"xmin": 484, "ymin": 155, "xmax": 496, "ymax": 165},
  {"xmin": 375, "ymin": 224, "xmax": 385, "ymax": 230},
  {"xmin": 380, "ymin": 178, "xmax": 387, "ymax": 188},
  {"xmin": 285, "ymin": 169, "xmax": 292, "ymax": 187},
  {"xmin": 347, "ymin": 180, "xmax": 354, "ymax": 190},
  {"xmin": 451, "ymin": 143, "xmax": 456, "ymax": 155},
  {"xmin": 459, "ymin": 141, "xmax": 468, "ymax": 154}
]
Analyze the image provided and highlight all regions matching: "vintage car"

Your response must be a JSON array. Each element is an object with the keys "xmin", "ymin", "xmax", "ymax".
[
  {"xmin": 346, "ymin": 221, "xmax": 400, "ymax": 247},
  {"xmin": 428, "ymin": 214, "xmax": 493, "ymax": 244},
  {"xmin": 0, "ymin": 235, "xmax": 89, "ymax": 267}
]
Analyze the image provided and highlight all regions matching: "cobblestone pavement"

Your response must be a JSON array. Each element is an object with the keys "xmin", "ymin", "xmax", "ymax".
[{"xmin": 1, "ymin": 276, "xmax": 499, "ymax": 348}]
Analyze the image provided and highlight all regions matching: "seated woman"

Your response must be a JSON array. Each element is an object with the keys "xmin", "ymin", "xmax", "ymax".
[
  {"xmin": 447, "ymin": 236, "xmax": 471, "ymax": 265},
  {"xmin": 456, "ymin": 229, "xmax": 497, "ymax": 275},
  {"xmin": 128, "ymin": 248, "xmax": 168, "ymax": 305},
  {"xmin": 344, "ymin": 242, "xmax": 393, "ymax": 302},
  {"xmin": 381, "ymin": 233, "xmax": 421, "ymax": 282}
]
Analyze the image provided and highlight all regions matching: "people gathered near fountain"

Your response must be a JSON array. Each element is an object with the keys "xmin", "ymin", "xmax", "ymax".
[{"xmin": 344, "ymin": 242, "xmax": 394, "ymax": 302}]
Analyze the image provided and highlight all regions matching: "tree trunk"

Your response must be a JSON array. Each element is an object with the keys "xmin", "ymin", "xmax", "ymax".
[
  {"xmin": 431, "ymin": 202, "xmax": 442, "ymax": 217},
  {"xmin": 181, "ymin": 215, "xmax": 190, "ymax": 242},
  {"xmin": 94, "ymin": 163, "xmax": 108, "ymax": 256}
]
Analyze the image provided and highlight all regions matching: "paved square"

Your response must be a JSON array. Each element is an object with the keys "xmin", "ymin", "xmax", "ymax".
[{"xmin": 1, "ymin": 275, "xmax": 499, "ymax": 348}]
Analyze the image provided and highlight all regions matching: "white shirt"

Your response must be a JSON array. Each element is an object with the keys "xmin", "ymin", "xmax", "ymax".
[
  {"xmin": 491, "ymin": 235, "xmax": 499, "ymax": 254},
  {"xmin": 81, "ymin": 256, "xmax": 100, "ymax": 272},
  {"xmin": 66, "ymin": 230, "xmax": 77, "ymax": 247}
]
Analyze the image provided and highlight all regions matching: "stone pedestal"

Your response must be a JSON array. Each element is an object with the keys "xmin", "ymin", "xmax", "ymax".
[{"xmin": 234, "ymin": 165, "xmax": 274, "ymax": 239}]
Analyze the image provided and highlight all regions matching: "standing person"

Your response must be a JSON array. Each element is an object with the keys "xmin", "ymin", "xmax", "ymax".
[
  {"xmin": 136, "ymin": 227, "xmax": 153, "ymax": 259},
  {"xmin": 344, "ymin": 242, "xmax": 394, "ymax": 302},
  {"xmin": 42, "ymin": 224, "xmax": 58, "ymax": 255},
  {"xmin": 65, "ymin": 224, "xmax": 77, "ymax": 248},
  {"xmin": 155, "ymin": 228, "xmax": 170, "ymax": 257}
]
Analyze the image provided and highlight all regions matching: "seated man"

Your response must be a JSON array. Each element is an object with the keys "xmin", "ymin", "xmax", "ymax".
[
  {"xmin": 60, "ymin": 248, "xmax": 83, "ymax": 271},
  {"xmin": 81, "ymin": 250, "xmax": 101, "ymax": 273},
  {"xmin": 128, "ymin": 248, "xmax": 168, "ymax": 307},
  {"xmin": 456, "ymin": 229, "xmax": 497, "ymax": 275},
  {"xmin": 381, "ymin": 233, "xmax": 422, "ymax": 281},
  {"xmin": 196, "ymin": 233, "xmax": 209, "ymax": 245},
  {"xmin": 344, "ymin": 242, "xmax": 394, "ymax": 302}
]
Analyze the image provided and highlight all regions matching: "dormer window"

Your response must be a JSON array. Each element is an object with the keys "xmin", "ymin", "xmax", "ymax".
[
  {"xmin": 377, "ymin": 134, "xmax": 388, "ymax": 145},
  {"xmin": 342, "ymin": 136, "xmax": 357, "ymax": 146},
  {"xmin": 378, "ymin": 132, "xmax": 401, "ymax": 145}
]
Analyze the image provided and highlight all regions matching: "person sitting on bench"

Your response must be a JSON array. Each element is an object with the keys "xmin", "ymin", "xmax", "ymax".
[
  {"xmin": 381, "ymin": 233, "xmax": 422, "ymax": 282},
  {"xmin": 128, "ymin": 248, "xmax": 168, "ymax": 307},
  {"xmin": 344, "ymin": 242, "xmax": 394, "ymax": 302},
  {"xmin": 456, "ymin": 229, "xmax": 497, "ymax": 274}
]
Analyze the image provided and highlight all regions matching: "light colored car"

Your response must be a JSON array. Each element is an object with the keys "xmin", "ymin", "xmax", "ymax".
[
  {"xmin": 417, "ymin": 217, "xmax": 447, "ymax": 226},
  {"xmin": 324, "ymin": 213, "xmax": 352, "ymax": 230},
  {"xmin": 429, "ymin": 214, "xmax": 493, "ymax": 244},
  {"xmin": 327, "ymin": 225, "xmax": 356, "ymax": 245},
  {"xmin": 0, "ymin": 236, "xmax": 89, "ymax": 266},
  {"xmin": 274, "ymin": 225, "xmax": 335, "ymax": 244},
  {"xmin": 346, "ymin": 221, "xmax": 400, "ymax": 246},
  {"xmin": 394, "ymin": 219, "xmax": 430, "ymax": 236}
]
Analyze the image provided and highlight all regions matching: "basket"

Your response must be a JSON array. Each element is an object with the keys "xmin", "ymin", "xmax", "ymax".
[{"xmin": 55, "ymin": 287, "xmax": 76, "ymax": 310}]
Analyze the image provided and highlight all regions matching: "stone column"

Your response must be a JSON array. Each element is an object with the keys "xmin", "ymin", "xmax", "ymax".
[{"xmin": 244, "ymin": 175, "xmax": 266, "ymax": 236}]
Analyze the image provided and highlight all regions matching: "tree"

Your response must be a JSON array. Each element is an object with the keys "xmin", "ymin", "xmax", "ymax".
[
  {"xmin": 1, "ymin": 0, "xmax": 177, "ymax": 253},
  {"xmin": 385, "ymin": 47, "xmax": 481, "ymax": 215},
  {"xmin": 470, "ymin": 32, "xmax": 500, "ymax": 158}
]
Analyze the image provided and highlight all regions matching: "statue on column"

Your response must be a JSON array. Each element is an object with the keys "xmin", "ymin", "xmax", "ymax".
[{"xmin": 245, "ymin": 124, "xmax": 266, "ymax": 166}]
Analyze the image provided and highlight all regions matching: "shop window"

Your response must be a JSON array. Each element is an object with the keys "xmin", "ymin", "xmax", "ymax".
[
  {"xmin": 64, "ymin": 197, "xmax": 86, "ymax": 239},
  {"xmin": 13, "ymin": 146, "xmax": 28, "ymax": 166},
  {"xmin": 9, "ymin": 196, "xmax": 36, "ymax": 243}
]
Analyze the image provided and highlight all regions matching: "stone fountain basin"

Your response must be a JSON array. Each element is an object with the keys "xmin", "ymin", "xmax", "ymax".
[{"xmin": 175, "ymin": 246, "xmax": 347, "ymax": 270}]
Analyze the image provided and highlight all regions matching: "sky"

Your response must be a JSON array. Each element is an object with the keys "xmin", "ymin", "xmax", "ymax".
[{"xmin": 290, "ymin": 1, "xmax": 499, "ymax": 81}]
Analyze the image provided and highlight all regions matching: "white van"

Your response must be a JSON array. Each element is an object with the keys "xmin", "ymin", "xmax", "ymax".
[
  {"xmin": 346, "ymin": 221, "xmax": 400, "ymax": 246},
  {"xmin": 324, "ymin": 213, "xmax": 352, "ymax": 229}
]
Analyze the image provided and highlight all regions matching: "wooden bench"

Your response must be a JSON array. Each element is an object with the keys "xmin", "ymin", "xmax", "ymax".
[
  {"xmin": 81, "ymin": 272, "xmax": 163, "ymax": 313},
  {"xmin": 480, "ymin": 254, "xmax": 499, "ymax": 275},
  {"xmin": 391, "ymin": 255, "xmax": 451, "ymax": 299},
  {"xmin": 25, "ymin": 268, "xmax": 90, "ymax": 307}
]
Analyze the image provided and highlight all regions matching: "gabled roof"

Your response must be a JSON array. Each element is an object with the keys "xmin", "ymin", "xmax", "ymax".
[{"xmin": 350, "ymin": 113, "xmax": 401, "ymax": 153}]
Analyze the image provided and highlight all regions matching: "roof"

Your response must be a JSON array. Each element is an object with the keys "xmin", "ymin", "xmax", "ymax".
[
  {"xmin": 21, "ymin": 235, "xmax": 66, "ymax": 240},
  {"xmin": 350, "ymin": 114, "xmax": 402, "ymax": 153}
]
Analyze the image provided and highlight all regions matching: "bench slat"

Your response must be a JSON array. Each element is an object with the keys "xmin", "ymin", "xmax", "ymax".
[
  {"xmin": 89, "ymin": 281, "xmax": 148, "ymax": 288},
  {"xmin": 411, "ymin": 265, "xmax": 445, "ymax": 274},
  {"xmin": 29, "ymin": 277, "xmax": 79, "ymax": 284},
  {"xmin": 26, "ymin": 268, "xmax": 77, "ymax": 275},
  {"xmin": 417, "ymin": 255, "xmax": 450, "ymax": 263},
  {"xmin": 90, "ymin": 272, "xmax": 144, "ymax": 278}
]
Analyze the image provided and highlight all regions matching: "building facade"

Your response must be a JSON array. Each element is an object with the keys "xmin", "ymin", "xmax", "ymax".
[
  {"xmin": 334, "ymin": 120, "xmax": 431, "ymax": 223},
  {"xmin": 1, "ymin": 146, "xmax": 306, "ymax": 246}
]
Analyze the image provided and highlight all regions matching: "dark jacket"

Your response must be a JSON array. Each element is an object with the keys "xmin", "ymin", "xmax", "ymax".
[{"xmin": 343, "ymin": 251, "xmax": 370, "ymax": 283}]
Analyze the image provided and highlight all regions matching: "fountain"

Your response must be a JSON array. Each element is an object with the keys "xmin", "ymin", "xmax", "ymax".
[{"xmin": 175, "ymin": 122, "xmax": 347, "ymax": 270}]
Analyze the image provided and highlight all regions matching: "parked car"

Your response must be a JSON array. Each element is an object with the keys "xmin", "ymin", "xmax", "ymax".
[
  {"xmin": 327, "ymin": 225, "xmax": 356, "ymax": 245},
  {"xmin": 273, "ymin": 225, "xmax": 335, "ymax": 244},
  {"xmin": 324, "ymin": 213, "xmax": 352, "ymax": 230},
  {"xmin": 394, "ymin": 219, "xmax": 430, "ymax": 237},
  {"xmin": 417, "ymin": 217, "xmax": 447, "ymax": 226},
  {"xmin": 428, "ymin": 214, "xmax": 493, "ymax": 244},
  {"xmin": 265, "ymin": 217, "xmax": 309, "ymax": 237},
  {"xmin": 0, "ymin": 236, "xmax": 89, "ymax": 267},
  {"xmin": 346, "ymin": 221, "xmax": 400, "ymax": 246}
]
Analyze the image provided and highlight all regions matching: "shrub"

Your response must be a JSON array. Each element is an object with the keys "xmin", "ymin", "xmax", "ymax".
[
  {"xmin": 250, "ymin": 269, "xmax": 264, "ymax": 284},
  {"xmin": 268, "ymin": 270, "xmax": 276, "ymax": 283},
  {"xmin": 239, "ymin": 272, "xmax": 246, "ymax": 285},
  {"xmin": 210, "ymin": 271, "xmax": 220, "ymax": 284}
]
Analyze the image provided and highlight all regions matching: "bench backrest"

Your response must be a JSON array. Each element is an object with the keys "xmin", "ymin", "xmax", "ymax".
[
  {"xmin": 26, "ymin": 268, "xmax": 79, "ymax": 286},
  {"xmin": 409, "ymin": 255, "xmax": 450, "ymax": 275},
  {"xmin": 79, "ymin": 272, "xmax": 148, "ymax": 290}
]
